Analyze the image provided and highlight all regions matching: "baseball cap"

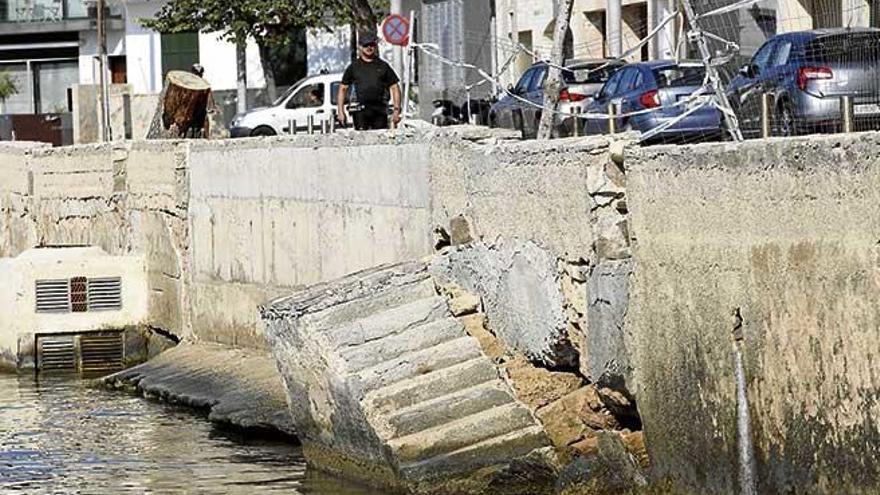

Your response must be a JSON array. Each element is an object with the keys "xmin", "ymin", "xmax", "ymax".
[{"xmin": 359, "ymin": 33, "xmax": 379, "ymax": 46}]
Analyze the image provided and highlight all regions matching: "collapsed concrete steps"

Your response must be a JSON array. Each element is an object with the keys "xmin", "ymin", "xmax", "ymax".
[{"xmin": 261, "ymin": 261, "xmax": 554, "ymax": 493}]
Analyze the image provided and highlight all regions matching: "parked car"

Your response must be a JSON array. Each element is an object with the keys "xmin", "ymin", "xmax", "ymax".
[
  {"xmin": 230, "ymin": 73, "xmax": 350, "ymax": 137},
  {"xmin": 488, "ymin": 58, "xmax": 623, "ymax": 138},
  {"xmin": 583, "ymin": 60, "xmax": 722, "ymax": 143},
  {"xmin": 727, "ymin": 28, "xmax": 880, "ymax": 137}
]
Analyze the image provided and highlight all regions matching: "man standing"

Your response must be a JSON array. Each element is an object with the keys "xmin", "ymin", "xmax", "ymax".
[{"xmin": 337, "ymin": 33, "xmax": 402, "ymax": 130}]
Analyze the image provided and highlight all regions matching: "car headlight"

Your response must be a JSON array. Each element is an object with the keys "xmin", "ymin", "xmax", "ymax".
[{"xmin": 231, "ymin": 114, "xmax": 244, "ymax": 127}]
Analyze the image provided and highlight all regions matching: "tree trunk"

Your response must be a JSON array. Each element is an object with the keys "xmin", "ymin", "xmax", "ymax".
[
  {"xmin": 537, "ymin": 0, "xmax": 575, "ymax": 140},
  {"xmin": 349, "ymin": 0, "xmax": 378, "ymax": 37},
  {"xmin": 257, "ymin": 40, "xmax": 277, "ymax": 103},
  {"xmin": 147, "ymin": 70, "xmax": 212, "ymax": 139},
  {"xmin": 236, "ymin": 40, "xmax": 248, "ymax": 114}
]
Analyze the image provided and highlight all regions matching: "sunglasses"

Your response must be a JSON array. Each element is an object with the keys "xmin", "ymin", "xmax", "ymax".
[{"xmin": 362, "ymin": 43, "xmax": 377, "ymax": 48}]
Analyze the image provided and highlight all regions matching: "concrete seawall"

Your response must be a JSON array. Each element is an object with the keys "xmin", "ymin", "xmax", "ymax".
[
  {"xmin": 626, "ymin": 133, "xmax": 880, "ymax": 494},
  {"xmin": 5, "ymin": 128, "xmax": 880, "ymax": 493}
]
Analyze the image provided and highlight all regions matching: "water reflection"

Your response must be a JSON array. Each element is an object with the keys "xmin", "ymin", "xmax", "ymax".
[{"xmin": 0, "ymin": 375, "xmax": 385, "ymax": 494}]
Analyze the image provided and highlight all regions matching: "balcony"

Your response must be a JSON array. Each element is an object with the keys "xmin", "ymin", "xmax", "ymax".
[{"xmin": 0, "ymin": 0, "xmax": 123, "ymax": 34}]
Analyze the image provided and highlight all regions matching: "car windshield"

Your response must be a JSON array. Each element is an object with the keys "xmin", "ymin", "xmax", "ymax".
[
  {"xmin": 806, "ymin": 32, "xmax": 880, "ymax": 63},
  {"xmin": 564, "ymin": 64, "xmax": 620, "ymax": 84},
  {"xmin": 652, "ymin": 66, "xmax": 706, "ymax": 88},
  {"xmin": 272, "ymin": 77, "xmax": 310, "ymax": 106}
]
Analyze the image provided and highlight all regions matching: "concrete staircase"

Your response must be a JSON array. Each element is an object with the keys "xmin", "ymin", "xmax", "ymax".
[{"xmin": 262, "ymin": 261, "xmax": 553, "ymax": 491}]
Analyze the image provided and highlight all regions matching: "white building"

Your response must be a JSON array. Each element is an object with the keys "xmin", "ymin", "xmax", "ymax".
[{"xmin": 0, "ymin": 0, "xmax": 267, "ymax": 115}]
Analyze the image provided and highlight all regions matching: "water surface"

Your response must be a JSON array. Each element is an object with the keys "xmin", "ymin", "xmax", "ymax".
[{"xmin": 0, "ymin": 374, "xmax": 385, "ymax": 494}]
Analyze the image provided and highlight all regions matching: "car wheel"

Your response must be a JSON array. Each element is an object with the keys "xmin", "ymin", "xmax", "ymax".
[
  {"xmin": 251, "ymin": 126, "xmax": 277, "ymax": 137},
  {"xmin": 775, "ymin": 102, "xmax": 797, "ymax": 137}
]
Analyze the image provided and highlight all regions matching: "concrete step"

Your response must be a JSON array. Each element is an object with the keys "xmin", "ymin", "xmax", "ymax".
[
  {"xmin": 383, "ymin": 380, "xmax": 517, "ymax": 439},
  {"xmin": 327, "ymin": 296, "xmax": 450, "ymax": 350},
  {"xmin": 366, "ymin": 357, "xmax": 499, "ymax": 413},
  {"xmin": 300, "ymin": 276, "xmax": 438, "ymax": 334},
  {"xmin": 340, "ymin": 317, "xmax": 465, "ymax": 372},
  {"xmin": 388, "ymin": 403, "xmax": 537, "ymax": 462},
  {"xmin": 398, "ymin": 426, "xmax": 552, "ymax": 480},
  {"xmin": 354, "ymin": 336, "xmax": 484, "ymax": 393}
]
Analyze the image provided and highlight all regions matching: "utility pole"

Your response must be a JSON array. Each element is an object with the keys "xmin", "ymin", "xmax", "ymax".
[
  {"xmin": 97, "ymin": 0, "xmax": 110, "ymax": 141},
  {"xmin": 236, "ymin": 41, "xmax": 247, "ymax": 114},
  {"xmin": 607, "ymin": 0, "xmax": 622, "ymax": 57},
  {"xmin": 679, "ymin": 0, "xmax": 743, "ymax": 141},
  {"xmin": 390, "ymin": 0, "xmax": 404, "ymax": 79}
]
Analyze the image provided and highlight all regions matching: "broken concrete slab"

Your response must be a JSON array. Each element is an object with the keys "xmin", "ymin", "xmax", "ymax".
[{"xmin": 430, "ymin": 240, "xmax": 578, "ymax": 369}]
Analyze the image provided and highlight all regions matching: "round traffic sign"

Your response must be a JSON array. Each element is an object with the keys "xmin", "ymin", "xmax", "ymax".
[{"xmin": 382, "ymin": 14, "xmax": 410, "ymax": 46}]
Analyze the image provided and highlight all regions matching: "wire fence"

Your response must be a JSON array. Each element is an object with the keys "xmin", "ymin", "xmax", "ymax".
[{"xmin": 415, "ymin": 0, "xmax": 880, "ymax": 145}]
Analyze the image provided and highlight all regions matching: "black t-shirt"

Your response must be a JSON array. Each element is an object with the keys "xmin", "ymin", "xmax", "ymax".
[{"xmin": 341, "ymin": 58, "xmax": 400, "ymax": 108}]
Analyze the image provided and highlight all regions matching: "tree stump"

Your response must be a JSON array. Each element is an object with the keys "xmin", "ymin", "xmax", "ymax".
[{"xmin": 147, "ymin": 70, "xmax": 212, "ymax": 139}]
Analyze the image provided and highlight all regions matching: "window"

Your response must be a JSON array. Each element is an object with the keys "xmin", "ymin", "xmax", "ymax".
[
  {"xmin": 653, "ymin": 66, "xmax": 706, "ymax": 88},
  {"xmin": 751, "ymin": 40, "xmax": 776, "ymax": 75},
  {"xmin": 286, "ymin": 83, "xmax": 325, "ymax": 109},
  {"xmin": 528, "ymin": 66, "xmax": 547, "ymax": 92},
  {"xmin": 161, "ymin": 32, "xmax": 200, "ymax": 76},
  {"xmin": 514, "ymin": 68, "xmax": 535, "ymax": 94},
  {"xmin": 599, "ymin": 69, "xmax": 625, "ymax": 98},
  {"xmin": 331, "ymin": 82, "xmax": 357, "ymax": 105},
  {"xmin": 619, "ymin": 68, "xmax": 642, "ymax": 92},
  {"xmin": 772, "ymin": 40, "xmax": 792, "ymax": 67}
]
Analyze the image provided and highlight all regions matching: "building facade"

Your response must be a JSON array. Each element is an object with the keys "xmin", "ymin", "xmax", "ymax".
[{"xmin": 0, "ymin": 0, "xmax": 269, "ymax": 115}]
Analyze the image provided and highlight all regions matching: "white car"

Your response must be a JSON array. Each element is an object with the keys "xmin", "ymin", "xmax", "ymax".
[{"xmin": 229, "ymin": 73, "xmax": 348, "ymax": 137}]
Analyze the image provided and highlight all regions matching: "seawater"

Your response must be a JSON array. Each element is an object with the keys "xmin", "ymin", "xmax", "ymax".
[{"xmin": 0, "ymin": 374, "xmax": 385, "ymax": 494}]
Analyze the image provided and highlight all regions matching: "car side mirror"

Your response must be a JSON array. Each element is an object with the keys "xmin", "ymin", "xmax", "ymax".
[
  {"xmin": 507, "ymin": 84, "xmax": 518, "ymax": 95},
  {"xmin": 739, "ymin": 63, "xmax": 756, "ymax": 78}
]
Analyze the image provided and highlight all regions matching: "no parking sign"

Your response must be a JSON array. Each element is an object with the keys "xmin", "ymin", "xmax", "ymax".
[{"xmin": 382, "ymin": 14, "xmax": 410, "ymax": 46}]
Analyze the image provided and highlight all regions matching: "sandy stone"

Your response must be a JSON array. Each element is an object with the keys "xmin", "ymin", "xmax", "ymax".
[
  {"xmin": 505, "ymin": 356, "xmax": 585, "ymax": 410},
  {"xmin": 535, "ymin": 387, "xmax": 617, "ymax": 449},
  {"xmin": 460, "ymin": 313, "xmax": 505, "ymax": 361},
  {"xmin": 622, "ymin": 431, "xmax": 649, "ymax": 468}
]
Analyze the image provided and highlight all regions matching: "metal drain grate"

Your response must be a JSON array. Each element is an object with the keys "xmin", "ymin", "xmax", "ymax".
[
  {"xmin": 36, "ymin": 331, "xmax": 125, "ymax": 375},
  {"xmin": 80, "ymin": 332, "xmax": 124, "ymax": 373},
  {"xmin": 37, "ymin": 336, "xmax": 77, "ymax": 372}
]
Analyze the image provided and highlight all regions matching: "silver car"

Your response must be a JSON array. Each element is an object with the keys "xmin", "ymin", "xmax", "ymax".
[
  {"xmin": 728, "ymin": 28, "xmax": 880, "ymax": 137},
  {"xmin": 488, "ymin": 59, "xmax": 623, "ymax": 138}
]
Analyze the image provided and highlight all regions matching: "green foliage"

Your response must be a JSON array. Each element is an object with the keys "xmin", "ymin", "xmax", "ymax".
[
  {"xmin": 141, "ymin": 0, "xmax": 388, "ymax": 48},
  {"xmin": 0, "ymin": 71, "xmax": 17, "ymax": 101}
]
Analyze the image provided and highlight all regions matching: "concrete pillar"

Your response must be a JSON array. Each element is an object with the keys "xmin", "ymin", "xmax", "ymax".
[{"xmin": 607, "ymin": 0, "xmax": 622, "ymax": 57}]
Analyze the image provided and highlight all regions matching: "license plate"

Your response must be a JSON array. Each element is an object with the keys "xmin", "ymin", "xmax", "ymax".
[
  {"xmin": 854, "ymin": 103, "xmax": 880, "ymax": 115},
  {"xmin": 685, "ymin": 95, "xmax": 711, "ymax": 110}
]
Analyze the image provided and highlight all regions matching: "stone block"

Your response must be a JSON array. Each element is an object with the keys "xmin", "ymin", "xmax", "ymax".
[{"xmin": 586, "ymin": 259, "xmax": 634, "ymax": 392}]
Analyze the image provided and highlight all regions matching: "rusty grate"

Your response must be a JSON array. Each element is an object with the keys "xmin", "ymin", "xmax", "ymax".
[
  {"xmin": 36, "ymin": 335, "xmax": 76, "ymax": 373},
  {"xmin": 80, "ymin": 332, "xmax": 124, "ymax": 373},
  {"xmin": 35, "ymin": 331, "xmax": 125, "ymax": 375}
]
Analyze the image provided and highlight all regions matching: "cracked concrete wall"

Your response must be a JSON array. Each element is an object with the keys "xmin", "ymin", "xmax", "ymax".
[
  {"xmin": 186, "ymin": 136, "xmax": 434, "ymax": 348},
  {"xmin": 428, "ymin": 135, "xmax": 635, "ymax": 384},
  {"xmin": 0, "ymin": 141, "xmax": 191, "ymax": 341},
  {"xmin": 626, "ymin": 133, "xmax": 880, "ymax": 495}
]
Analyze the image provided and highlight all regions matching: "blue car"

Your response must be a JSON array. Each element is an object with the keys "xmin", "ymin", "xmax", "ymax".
[{"xmin": 583, "ymin": 60, "xmax": 723, "ymax": 143}]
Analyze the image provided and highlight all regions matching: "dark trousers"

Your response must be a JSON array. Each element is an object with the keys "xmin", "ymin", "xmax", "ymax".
[{"xmin": 353, "ymin": 106, "xmax": 389, "ymax": 130}]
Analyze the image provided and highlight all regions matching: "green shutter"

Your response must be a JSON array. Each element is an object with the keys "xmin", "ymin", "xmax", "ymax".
[{"xmin": 160, "ymin": 32, "xmax": 200, "ymax": 77}]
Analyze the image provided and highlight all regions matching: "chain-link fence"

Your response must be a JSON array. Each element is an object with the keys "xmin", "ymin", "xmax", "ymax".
[{"xmin": 416, "ymin": 0, "xmax": 880, "ymax": 145}]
